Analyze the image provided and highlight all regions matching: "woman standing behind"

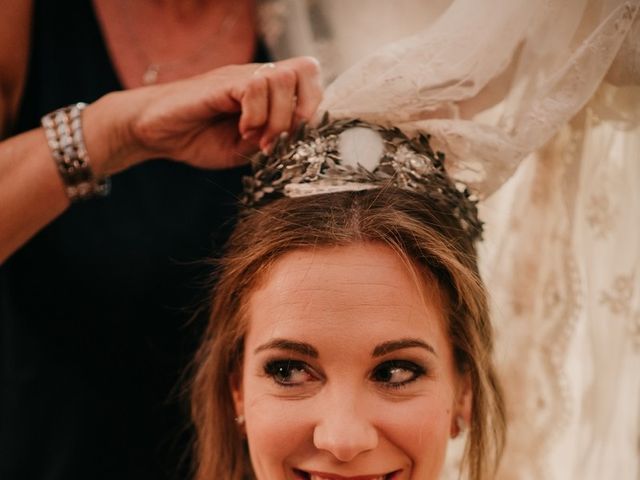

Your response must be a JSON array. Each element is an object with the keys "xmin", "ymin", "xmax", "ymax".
[{"xmin": 0, "ymin": 1, "xmax": 321, "ymax": 479}]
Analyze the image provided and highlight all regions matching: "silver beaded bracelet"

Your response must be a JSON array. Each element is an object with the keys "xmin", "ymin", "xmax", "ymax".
[{"xmin": 41, "ymin": 102, "xmax": 110, "ymax": 201}]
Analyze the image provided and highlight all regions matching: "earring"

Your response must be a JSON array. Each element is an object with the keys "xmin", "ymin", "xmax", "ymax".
[
  {"xmin": 234, "ymin": 415, "xmax": 245, "ymax": 426},
  {"xmin": 452, "ymin": 415, "xmax": 467, "ymax": 438}
]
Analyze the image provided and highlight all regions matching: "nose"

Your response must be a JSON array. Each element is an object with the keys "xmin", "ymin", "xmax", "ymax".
[{"xmin": 312, "ymin": 392, "xmax": 379, "ymax": 462}]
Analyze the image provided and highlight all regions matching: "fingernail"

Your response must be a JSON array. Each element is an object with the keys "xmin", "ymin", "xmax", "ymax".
[
  {"xmin": 242, "ymin": 129, "xmax": 259, "ymax": 141},
  {"xmin": 260, "ymin": 138, "xmax": 271, "ymax": 154}
]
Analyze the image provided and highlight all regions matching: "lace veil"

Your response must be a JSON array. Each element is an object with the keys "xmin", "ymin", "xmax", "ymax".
[{"xmin": 259, "ymin": 1, "xmax": 640, "ymax": 478}]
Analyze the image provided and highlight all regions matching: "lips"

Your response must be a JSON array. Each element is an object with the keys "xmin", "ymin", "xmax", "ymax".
[{"xmin": 293, "ymin": 468, "xmax": 401, "ymax": 480}]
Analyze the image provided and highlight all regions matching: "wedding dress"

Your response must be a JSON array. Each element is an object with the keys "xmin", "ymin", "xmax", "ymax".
[{"xmin": 260, "ymin": 1, "xmax": 640, "ymax": 478}]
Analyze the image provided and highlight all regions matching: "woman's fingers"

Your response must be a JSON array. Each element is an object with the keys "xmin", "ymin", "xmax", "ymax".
[
  {"xmin": 239, "ymin": 57, "xmax": 322, "ymax": 151},
  {"xmin": 261, "ymin": 66, "xmax": 297, "ymax": 151},
  {"xmin": 239, "ymin": 75, "xmax": 268, "ymax": 140},
  {"xmin": 289, "ymin": 57, "xmax": 323, "ymax": 122}
]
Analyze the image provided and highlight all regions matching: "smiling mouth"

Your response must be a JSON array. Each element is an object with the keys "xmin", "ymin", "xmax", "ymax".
[{"xmin": 293, "ymin": 468, "xmax": 401, "ymax": 480}]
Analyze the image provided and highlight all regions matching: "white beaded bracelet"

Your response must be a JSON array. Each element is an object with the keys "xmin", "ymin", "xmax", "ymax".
[{"xmin": 41, "ymin": 102, "xmax": 110, "ymax": 201}]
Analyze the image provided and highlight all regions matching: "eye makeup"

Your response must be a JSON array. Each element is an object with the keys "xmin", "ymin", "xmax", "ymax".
[
  {"xmin": 262, "ymin": 358, "xmax": 322, "ymax": 387},
  {"xmin": 370, "ymin": 359, "xmax": 428, "ymax": 389}
]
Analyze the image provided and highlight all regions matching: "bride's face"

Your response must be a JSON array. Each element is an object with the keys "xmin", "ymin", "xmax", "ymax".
[{"xmin": 232, "ymin": 242, "xmax": 469, "ymax": 480}]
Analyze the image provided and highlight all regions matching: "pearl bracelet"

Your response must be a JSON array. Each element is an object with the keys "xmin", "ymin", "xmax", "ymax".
[{"xmin": 41, "ymin": 102, "xmax": 110, "ymax": 201}]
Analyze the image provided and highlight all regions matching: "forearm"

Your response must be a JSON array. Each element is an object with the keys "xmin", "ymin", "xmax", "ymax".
[
  {"xmin": 0, "ymin": 128, "xmax": 69, "ymax": 263},
  {"xmin": 0, "ymin": 92, "xmax": 143, "ymax": 264}
]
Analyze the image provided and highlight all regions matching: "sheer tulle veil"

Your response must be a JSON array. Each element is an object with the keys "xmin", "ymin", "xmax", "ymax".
[{"xmin": 260, "ymin": 1, "xmax": 640, "ymax": 478}]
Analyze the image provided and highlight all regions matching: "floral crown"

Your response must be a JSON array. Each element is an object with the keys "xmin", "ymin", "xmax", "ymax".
[{"xmin": 242, "ymin": 114, "xmax": 483, "ymax": 241}]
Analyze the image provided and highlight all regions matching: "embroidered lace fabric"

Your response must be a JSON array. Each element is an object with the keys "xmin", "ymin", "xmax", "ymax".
[
  {"xmin": 478, "ymin": 84, "xmax": 640, "ymax": 480},
  {"xmin": 259, "ymin": 1, "xmax": 640, "ymax": 478}
]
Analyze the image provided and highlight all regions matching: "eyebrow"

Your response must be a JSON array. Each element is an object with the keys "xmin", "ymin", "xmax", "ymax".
[
  {"xmin": 254, "ymin": 337, "xmax": 437, "ymax": 359},
  {"xmin": 372, "ymin": 338, "xmax": 437, "ymax": 358},
  {"xmin": 254, "ymin": 339, "xmax": 319, "ymax": 358}
]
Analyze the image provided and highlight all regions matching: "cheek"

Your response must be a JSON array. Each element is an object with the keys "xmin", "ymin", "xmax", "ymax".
[
  {"xmin": 377, "ymin": 394, "xmax": 453, "ymax": 473},
  {"xmin": 243, "ymin": 390, "xmax": 313, "ymax": 475}
]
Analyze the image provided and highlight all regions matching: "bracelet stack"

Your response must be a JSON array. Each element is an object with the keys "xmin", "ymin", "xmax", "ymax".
[{"xmin": 41, "ymin": 102, "xmax": 110, "ymax": 201}]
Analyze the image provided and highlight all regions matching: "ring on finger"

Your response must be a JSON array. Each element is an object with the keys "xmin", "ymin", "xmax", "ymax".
[{"xmin": 254, "ymin": 62, "xmax": 276, "ymax": 75}]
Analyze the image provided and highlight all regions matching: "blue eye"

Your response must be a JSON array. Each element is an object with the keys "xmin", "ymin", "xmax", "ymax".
[
  {"xmin": 371, "ymin": 360, "xmax": 426, "ymax": 388},
  {"xmin": 263, "ymin": 360, "xmax": 318, "ymax": 386}
]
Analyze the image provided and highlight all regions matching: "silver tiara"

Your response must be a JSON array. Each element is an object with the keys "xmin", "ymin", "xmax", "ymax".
[{"xmin": 242, "ymin": 114, "xmax": 483, "ymax": 240}]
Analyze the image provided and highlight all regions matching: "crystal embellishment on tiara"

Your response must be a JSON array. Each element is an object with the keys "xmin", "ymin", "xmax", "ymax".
[{"xmin": 243, "ymin": 113, "xmax": 483, "ymax": 240}]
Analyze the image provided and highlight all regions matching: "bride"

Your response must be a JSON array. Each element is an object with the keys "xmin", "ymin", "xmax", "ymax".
[
  {"xmin": 192, "ymin": 116, "xmax": 506, "ymax": 480},
  {"xmin": 192, "ymin": 0, "xmax": 639, "ymax": 478}
]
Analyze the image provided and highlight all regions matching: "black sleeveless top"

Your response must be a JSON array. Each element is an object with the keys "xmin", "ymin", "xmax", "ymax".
[{"xmin": 0, "ymin": 1, "xmax": 267, "ymax": 478}]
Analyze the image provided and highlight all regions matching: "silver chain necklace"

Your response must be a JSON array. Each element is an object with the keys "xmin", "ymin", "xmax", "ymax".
[{"xmin": 121, "ymin": 2, "xmax": 241, "ymax": 85}]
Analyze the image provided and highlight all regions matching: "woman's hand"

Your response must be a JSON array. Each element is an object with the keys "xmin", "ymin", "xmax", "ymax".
[{"xmin": 85, "ymin": 56, "xmax": 323, "ymax": 175}]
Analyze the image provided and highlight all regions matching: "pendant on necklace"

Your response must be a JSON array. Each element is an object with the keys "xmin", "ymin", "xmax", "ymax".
[{"xmin": 142, "ymin": 64, "xmax": 160, "ymax": 85}]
